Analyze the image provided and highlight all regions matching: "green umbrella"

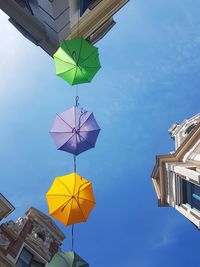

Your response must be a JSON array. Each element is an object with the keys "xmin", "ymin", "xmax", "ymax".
[
  {"xmin": 53, "ymin": 38, "xmax": 101, "ymax": 85},
  {"xmin": 47, "ymin": 252, "xmax": 89, "ymax": 267}
]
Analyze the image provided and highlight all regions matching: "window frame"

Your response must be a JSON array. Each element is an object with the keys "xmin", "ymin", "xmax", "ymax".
[
  {"xmin": 16, "ymin": 246, "xmax": 46, "ymax": 267},
  {"xmin": 182, "ymin": 179, "xmax": 200, "ymax": 212},
  {"xmin": 16, "ymin": 247, "xmax": 33, "ymax": 267}
]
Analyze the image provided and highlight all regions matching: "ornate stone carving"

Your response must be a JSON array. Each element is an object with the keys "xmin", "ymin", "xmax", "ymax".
[
  {"xmin": 0, "ymin": 230, "xmax": 10, "ymax": 250},
  {"xmin": 26, "ymin": 207, "xmax": 65, "ymax": 242},
  {"xmin": 4, "ymin": 220, "xmax": 21, "ymax": 235},
  {"xmin": 169, "ymin": 113, "xmax": 200, "ymax": 149},
  {"xmin": 26, "ymin": 233, "xmax": 51, "ymax": 261},
  {"xmin": 30, "ymin": 223, "xmax": 53, "ymax": 250},
  {"xmin": 16, "ymin": 217, "xmax": 25, "ymax": 229},
  {"xmin": 44, "ymin": 232, "xmax": 53, "ymax": 249}
]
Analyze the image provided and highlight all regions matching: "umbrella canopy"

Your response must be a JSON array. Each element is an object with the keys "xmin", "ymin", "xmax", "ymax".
[
  {"xmin": 46, "ymin": 173, "xmax": 96, "ymax": 226},
  {"xmin": 50, "ymin": 106, "xmax": 101, "ymax": 156},
  {"xmin": 47, "ymin": 251, "xmax": 89, "ymax": 267},
  {"xmin": 53, "ymin": 38, "xmax": 101, "ymax": 85}
]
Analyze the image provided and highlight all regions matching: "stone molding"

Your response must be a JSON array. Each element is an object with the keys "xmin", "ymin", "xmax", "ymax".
[{"xmin": 0, "ymin": 195, "xmax": 15, "ymax": 221}]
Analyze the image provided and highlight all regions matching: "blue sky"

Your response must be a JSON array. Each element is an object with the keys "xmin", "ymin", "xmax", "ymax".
[{"xmin": 1, "ymin": 0, "xmax": 200, "ymax": 266}]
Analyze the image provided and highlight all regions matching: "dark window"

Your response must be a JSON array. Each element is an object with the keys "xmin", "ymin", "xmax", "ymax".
[
  {"xmin": 16, "ymin": 248, "xmax": 33, "ymax": 267},
  {"xmin": 182, "ymin": 179, "xmax": 188, "ymax": 204},
  {"xmin": 14, "ymin": 0, "xmax": 33, "ymax": 14},
  {"xmin": 182, "ymin": 179, "xmax": 200, "ymax": 211},
  {"xmin": 17, "ymin": 248, "xmax": 45, "ymax": 267},
  {"xmin": 37, "ymin": 232, "xmax": 45, "ymax": 242},
  {"xmin": 185, "ymin": 124, "xmax": 196, "ymax": 135},
  {"xmin": 80, "ymin": 0, "xmax": 94, "ymax": 16}
]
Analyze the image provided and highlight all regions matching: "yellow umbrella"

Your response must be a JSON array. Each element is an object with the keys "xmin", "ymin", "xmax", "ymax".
[{"xmin": 46, "ymin": 173, "xmax": 96, "ymax": 226}]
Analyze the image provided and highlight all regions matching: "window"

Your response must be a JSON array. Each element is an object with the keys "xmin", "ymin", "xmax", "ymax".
[
  {"xmin": 16, "ymin": 248, "xmax": 33, "ymax": 267},
  {"xmin": 36, "ymin": 232, "xmax": 45, "ymax": 242},
  {"xmin": 16, "ymin": 248, "xmax": 45, "ymax": 267},
  {"xmin": 182, "ymin": 180, "xmax": 200, "ymax": 211},
  {"xmin": 80, "ymin": 0, "xmax": 94, "ymax": 16},
  {"xmin": 14, "ymin": 0, "xmax": 33, "ymax": 14},
  {"xmin": 185, "ymin": 124, "xmax": 196, "ymax": 135}
]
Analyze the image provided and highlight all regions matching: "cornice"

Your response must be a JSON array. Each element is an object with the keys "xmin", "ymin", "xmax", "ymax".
[
  {"xmin": 0, "ymin": 194, "xmax": 15, "ymax": 221},
  {"xmin": 68, "ymin": 0, "xmax": 129, "ymax": 40},
  {"xmin": 26, "ymin": 207, "xmax": 65, "ymax": 241},
  {"xmin": 152, "ymin": 123, "xmax": 200, "ymax": 205}
]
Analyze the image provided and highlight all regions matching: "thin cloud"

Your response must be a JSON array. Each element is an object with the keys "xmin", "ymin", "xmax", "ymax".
[{"xmin": 151, "ymin": 217, "xmax": 180, "ymax": 249}]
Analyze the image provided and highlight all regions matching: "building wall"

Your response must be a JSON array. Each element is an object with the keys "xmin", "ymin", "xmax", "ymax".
[
  {"xmin": 0, "ymin": 195, "xmax": 15, "ymax": 221},
  {"xmin": 169, "ymin": 113, "xmax": 200, "ymax": 150},
  {"xmin": 163, "ymin": 143, "xmax": 200, "ymax": 228},
  {"xmin": 0, "ymin": 200, "xmax": 65, "ymax": 266},
  {"xmin": 152, "ymin": 113, "xmax": 200, "ymax": 228},
  {"xmin": 164, "ymin": 164, "xmax": 200, "ymax": 228},
  {"xmin": 29, "ymin": 0, "xmax": 70, "ymax": 43},
  {"xmin": 1, "ymin": 0, "xmax": 129, "ymax": 55}
]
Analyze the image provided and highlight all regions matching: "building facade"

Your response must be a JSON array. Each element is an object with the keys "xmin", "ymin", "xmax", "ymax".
[
  {"xmin": 0, "ymin": 194, "xmax": 65, "ymax": 267},
  {"xmin": 0, "ymin": 195, "xmax": 15, "ymax": 222},
  {"xmin": 0, "ymin": 0, "xmax": 129, "ymax": 56},
  {"xmin": 152, "ymin": 113, "xmax": 200, "ymax": 228}
]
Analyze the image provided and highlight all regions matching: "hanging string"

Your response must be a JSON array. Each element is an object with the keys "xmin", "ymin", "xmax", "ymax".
[
  {"xmin": 72, "ymin": 224, "xmax": 74, "ymax": 251},
  {"xmin": 77, "ymin": 0, "xmax": 80, "ymax": 38},
  {"xmin": 76, "ymin": 95, "xmax": 79, "ymax": 107},
  {"xmin": 75, "ymin": 0, "xmax": 80, "ymax": 106},
  {"xmin": 71, "ymin": 1, "xmax": 80, "ymax": 253},
  {"xmin": 72, "ymin": 156, "xmax": 76, "ymax": 252},
  {"xmin": 76, "ymin": 86, "xmax": 79, "ymax": 106},
  {"xmin": 73, "ymin": 155, "xmax": 77, "ymax": 172},
  {"xmin": 75, "ymin": 0, "xmax": 79, "ymax": 109}
]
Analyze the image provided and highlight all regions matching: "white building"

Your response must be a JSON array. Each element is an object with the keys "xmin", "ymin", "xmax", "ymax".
[
  {"xmin": 0, "ymin": 0, "xmax": 129, "ymax": 56},
  {"xmin": 152, "ymin": 113, "xmax": 200, "ymax": 228}
]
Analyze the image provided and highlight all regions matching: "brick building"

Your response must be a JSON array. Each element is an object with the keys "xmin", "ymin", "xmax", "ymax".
[{"xmin": 0, "ymin": 194, "xmax": 65, "ymax": 267}]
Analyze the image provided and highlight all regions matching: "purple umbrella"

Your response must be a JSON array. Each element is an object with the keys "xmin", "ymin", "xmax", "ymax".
[{"xmin": 50, "ymin": 106, "xmax": 101, "ymax": 156}]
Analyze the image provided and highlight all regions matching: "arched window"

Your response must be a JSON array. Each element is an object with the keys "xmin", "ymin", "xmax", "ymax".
[
  {"xmin": 185, "ymin": 123, "xmax": 196, "ymax": 135},
  {"xmin": 37, "ymin": 232, "xmax": 45, "ymax": 242}
]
